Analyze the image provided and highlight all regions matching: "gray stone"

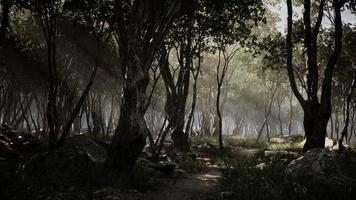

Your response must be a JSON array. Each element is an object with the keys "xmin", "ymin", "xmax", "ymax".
[
  {"xmin": 23, "ymin": 135, "xmax": 107, "ymax": 187},
  {"xmin": 286, "ymin": 148, "xmax": 356, "ymax": 195},
  {"xmin": 221, "ymin": 191, "xmax": 235, "ymax": 199}
]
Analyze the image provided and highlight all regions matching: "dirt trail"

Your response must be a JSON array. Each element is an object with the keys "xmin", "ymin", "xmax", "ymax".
[{"xmin": 157, "ymin": 167, "xmax": 222, "ymax": 200}]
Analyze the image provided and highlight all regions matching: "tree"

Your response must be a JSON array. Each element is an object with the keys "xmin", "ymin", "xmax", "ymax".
[
  {"xmin": 156, "ymin": 0, "xmax": 264, "ymax": 151},
  {"xmin": 104, "ymin": 0, "xmax": 183, "ymax": 180},
  {"xmin": 0, "ymin": 0, "xmax": 13, "ymax": 45},
  {"xmin": 286, "ymin": 0, "xmax": 347, "ymax": 152},
  {"xmin": 215, "ymin": 45, "xmax": 238, "ymax": 149},
  {"xmin": 23, "ymin": 0, "xmax": 100, "ymax": 149}
]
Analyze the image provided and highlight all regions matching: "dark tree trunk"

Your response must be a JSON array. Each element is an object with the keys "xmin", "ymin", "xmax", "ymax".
[
  {"xmin": 256, "ymin": 86, "xmax": 277, "ymax": 142},
  {"xmin": 330, "ymin": 113, "xmax": 334, "ymax": 139},
  {"xmin": 288, "ymin": 92, "xmax": 293, "ymax": 135},
  {"xmin": 106, "ymin": 60, "xmax": 150, "ymax": 180},
  {"xmin": 302, "ymin": 101, "xmax": 330, "ymax": 152},
  {"xmin": 347, "ymin": 108, "xmax": 355, "ymax": 144},
  {"xmin": 338, "ymin": 68, "xmax": 356, "ymax": 150},
  {"xmin": 35, "ymin": 1, "xmax": 61, "ymax": 150},
  {"xmin": 0, "ymin": 0, "xmax": 12, "ymax": 45},
  {"xmin": 216, "ymin": 83, "xmax": 223, "ymax": 149},
  {"xmin": 105, "ymin": 0, "xmax": 182, "ymax": 179},
  {"xmin": 278, "ymin": 100, "xmax": 283, "ymax": 135},
  {"xmin": 57, "ymin": 64, "xmax": 98, "ymax": 147},
  {"xmin": 185, "ymin": 54, "xmax": 201, "ymax": 136},
  {"xmin": 159, "ymin": 46, "xmax": 190, "ymax": 152},
  {"xmin": 286, "ymin": 0, "xmax": 344, "ymax": 153}
]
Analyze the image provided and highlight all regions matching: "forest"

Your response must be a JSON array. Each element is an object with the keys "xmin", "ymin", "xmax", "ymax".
[{"xmin": 1, "ymin": 0, "xmax": 356, "ymax": 199}]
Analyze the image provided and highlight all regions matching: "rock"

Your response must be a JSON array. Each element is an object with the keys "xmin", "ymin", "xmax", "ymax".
[
  {"xmin": 154, "ymin": 161, "xmax": 177, "ymax": 174},
  {"xmin": 173, "ymin": 168, "xmax": 187, "ymax": 177},
  {"xmin": 286, "ymin": 148, "xmax": 356, "ymax": 198},
  {"xmin": 0, "ymin": 124, "xmax": 44, "ymax": 198},
  {"xmin": 0, "ymin": 124, "xmax": 43, "ymax": 178},
  {"xmin": 221, "ymin": 191, "xmax": 235, "ymax": 199},
  {"xmin": 23, "ymin": 135, "xmax": 106, "ymax": 188},
  {"xmin": 64, "ymin": 135, "xmax": 107, "ymax": 165}
]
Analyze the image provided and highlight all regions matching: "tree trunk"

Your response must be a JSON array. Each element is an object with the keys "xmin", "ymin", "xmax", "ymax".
[
  {"xmin": 347, "ymin": 109, "xmax": 355, "ymax": 144},
  {"xmin": 256, "ymin": 86, "xmax": 277, "ymax": 142},
  {"xmin": 302, "ymin": 102, "xmax": 330, "ymax": 152},
  {"xmin": 106, "ymin": 60, "xmax": 150, "ymax": 180},
  {"xmin": 159, "ymin": 46, "xmax": 190, "ymax": 152},
  {"xmin": 278, "ymin": 100, "xmax": 283, "ymax": 135},
  {"xmin": 338, "ymin": 68, "xmax": 356, "ymax": 150},
  {"xmin": 0, "ymin": 0, "xmax": 12, "ymax": 45},
  {"xmin": 104, "ymin": 0, "xmax": 182, "ymax": 179},
  {"xmin": 330, "ymin": 113, "xmax": 334, "ymax": 139},
  {"xmin": 288, "ymin": 92, "xmax": 293, "ymax": 135},
  {"xmin": 216, "ymin": 82, "xmax": 223, "ymax": 149},
  {"xmin": 286, "ymin": 0, "xmax": 344, "ymax": 153},
  {"xmin": 335, "ymin": 112, "xmax": 340, "ymax": 139}
]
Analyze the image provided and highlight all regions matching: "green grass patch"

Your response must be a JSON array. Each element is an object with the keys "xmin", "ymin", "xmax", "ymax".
[
  {"xmin": 192, "ymin": 136, "xmax": 267, "ymax": 150},
  {"xmin": 212, "ymin": 153, "xmax": 356, "ymax": 200}
]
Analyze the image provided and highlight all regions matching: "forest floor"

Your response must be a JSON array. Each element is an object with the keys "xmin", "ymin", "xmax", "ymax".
[
  {"xmin": 10, "ymin": 128, "xmax": 347, "ymax": 200},
  {"xmin": 156, "ymin": 166, "xmax": 222, "ymax": 200},
  {"xmin": 137, "ymin": 147, "xmax": 262, "ymax": 200},
  {"xmin": 93, "ymin": 164, "xmax": 223, "ymax": 200}
]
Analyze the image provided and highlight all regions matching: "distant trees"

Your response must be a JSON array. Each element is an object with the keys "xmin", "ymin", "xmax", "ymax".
[{"xmin": 135, "ymin": 0, "xmax": 265, "ymax": 153}]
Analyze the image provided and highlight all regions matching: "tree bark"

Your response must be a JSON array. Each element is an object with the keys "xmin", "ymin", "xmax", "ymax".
[
  {"xmin": 286, "ymin": 0, "xmax": 345, "ymax": 152},
  {"xmin": 159, "ymin": 45, "xmax": 190, "ymax": 152},
  {"xmin": 106, "ymin": 59, "xmax": 151, "ymax": 180},
  {"xmin": 256, "ymin": 86, "xmax": 277, "ymax": 142},
  {"xmin": 338, "ymin": 68, "xmax": 356, "ymax": 150},
  {"xmin": 0, "ymin": 0, "xmax": 12, "ymax": 45},
  {"xmin": 288, "ymin": 91, "xmax": 293, "ymax": 135},
  {"xmin": 105, "ymin": 0, "xmax": 182, "ymax": 179}
]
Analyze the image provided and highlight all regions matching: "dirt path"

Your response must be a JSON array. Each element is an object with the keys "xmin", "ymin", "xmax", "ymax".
[{"xmin": 157, "ymin": 167, "xmax": 222, "ymax": 200}]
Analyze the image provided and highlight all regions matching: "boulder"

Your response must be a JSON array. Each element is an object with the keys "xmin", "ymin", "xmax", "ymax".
[
  {"xmin": 0, "ymin": 124, "xmax": 43, "ymax": 179},
  {"xmin": 286, "ymin": 148, "xmax": 356, "ymax": 198},
  {"xmin": 64, "ymin": 135, "xmax": 107, "ymax": 165},
  {"xmin": 23, "ymin": 135, "xmax": 107, "ymax": 188},
  {"xmin": 220, "ymin": 191, "xmax": 235, "ymax": 199},
  {"xmin": 0, "ymin": 124, "xmax": 44, "ymax": 198}
]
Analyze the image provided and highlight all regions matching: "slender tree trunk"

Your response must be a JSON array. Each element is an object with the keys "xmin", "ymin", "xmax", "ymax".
[
  {"xmin": 256, "ymin": 86, "xmax": 277, "ymax": 142},
  {"xmin": 185, "ymin": 54, "xmax": 201, "ymax": 136},
  {"xmin": 348, "ymin": 109, "xmax": 355, "ymax": 144},
  {"xmin": 159, "ymin": 46, "xmax": 190, "ymax": 152},
  {"xmin": 335, "ymin": 111, "xmax": 340, "ymax": 139},
  {"xmin": 57, "ymin": 64, "xmax": 98, "ymax": 147},
  {"xmin": 288, "ymin": 92, "xmax": 293, "ymax": 135},
  {"xmin": 330, "ymin": 114, "xmax": 334, "ymax": 139},
  {"xmin": 216, "ymin": 81, "xmax": 223, "ymax": 149},
  {"xmin": 278, "ymin": 100, "xmax": 283, "ymax": 135},
  {"xmin": 338, "ymin": 68, "xmax": 356, "ymax": 150}
]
